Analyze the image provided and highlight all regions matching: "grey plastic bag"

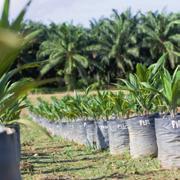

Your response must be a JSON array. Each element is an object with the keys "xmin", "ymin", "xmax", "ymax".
[
  {"xmin": 95, "ymin": 120, "xmax": 109, "ymax": 150},
  {"xmin": 29, "ymin": 112, "xmax": 39, "ymax": 123},
  {"xmin": 0, "ymin": 126, "xmax": 21, "ymax": 180},
  {"xmin": 60, "ymin": 122, "xmax": 68, "ymax": 139},
  {"xmin": 52, "ymin": 122, "xmax": 62, "ymax": 136},
  {"xmin": 65, "ymin": 122, "xmax": 76, "ymax": 141},
  {"xmin": 71, "ymin": 121, "xmax": 88, "ymax": 145},
  {"xmin": 84, "ymin": 121, "xmax": 95, "ymax": 147},
  {"xmin": 127, "ymin": 115, "xmax": 158, "ymax": 158},
  {"xmin": 108, "ymin": 119, "xmax": 129, "ymax": 155},
  {"xmin": 155, "ymin": 115, "xmax": 180, "ymax": 169}
]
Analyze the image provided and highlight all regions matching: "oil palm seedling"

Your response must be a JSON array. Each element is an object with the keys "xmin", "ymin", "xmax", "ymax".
[
  {"xmin": 119, "ymin": 73, "xmax": 154, "ymax": 115},
  {"xmin": 80, "ymin": 94, "xmax": 101, "ymax": 121},
  {"xmin": 111, "ymin": 91, "xmax": 134, "ymax": 119},
  {"xmin": 142, "ymin": 64, "xmax": 180, "ymax": 118},
  {"xmin": 119, "ymin": 54, "xmax": 167, "ymax": 115},
  {"xmin": 50, "ymin": 96, "xmax": 64, "ymax": 120},
  {"xmin": 143, "ymin": 56, "xmax": 180, "ymax": 170},
  {"xmin": 67, "ymin": 92, "xmax": 89, "ymax": 120},
  {"xmin": 107, "ymin": 91, "xmax": 130, "ymax": 155},
  {"xmin": 36, "ymin": 98, "xmax": 55, "ymax": 120},
  {"xmin": 153, "ymin": 65, "xmax": 180, "ymax": 169},
  {"xmin": 118, "ymin": 55, "xmax": 168, "ymax": 158},
  {"xmin": 60, "ymin": 95, "xmax": 81, "ymax": 121},
  {"xmin": 93, "ymin": 91, "xmax": 115, "ymax": 120},
  {"xmin": 0, "ymin": 0, "xmax": 48, "ymax": 125}
]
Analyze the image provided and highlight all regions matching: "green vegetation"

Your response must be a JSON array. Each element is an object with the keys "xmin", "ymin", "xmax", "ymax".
[
  {"xmin": 21, "ymin": 125, "xmax": 180, "ymax": 180},
  {"xmin": 0, "ymin": 0, "xmax": 56, "ymax": 125},
  {"xmin": 141, "ymin": 64, "xmax": 180, "ymax": 118},
  {"xmin": 27, "ymin": 91, "xmax": 129, "ymax": 121},
  {"xmin": 17, "ymin": 10, "xmax": 180, "ymax": 90},
  {"xmin": 39, "ymin": 24, "xmax": 89, "ymax": 90},
  {"xmin": 27, "ymin": 55, "xmax": 180, "ymax": 121},
  {"xmin": 0, "ymin": 0, "xmax": 41, "ymax": 124},
  {"xmin": 119, "ymin": 54, "xmax": 167, "ymax": 115}
]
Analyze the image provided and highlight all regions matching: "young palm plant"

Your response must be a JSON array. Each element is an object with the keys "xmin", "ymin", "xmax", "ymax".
[
  {"xmin": 119, "ymin": 54, "xmax": 167, "ymax": 115},
  {"xmin": 119, "ymin": 55, "xmax": 167, "ymax": 159},
  {"xmin": 80, "ymin": 94, "xmax": 101, "ymax": 121},
  {"xmin": 111, "ymin": 91, "xmax": 134, "ymax": 119},
  {"xmin": 93, "ymin": 91, "xmax": 115, "ymax": 120},
  {"xmin": 142, "ymin": 65, "xmax": 180, "ymax": 118},
  {"xmin": 0, "ymin": 0, "xmax": 56, "ymax": 126},
  {"xmin": 0, "ymin": 0, "xmax": 39, "ymax": 124}
]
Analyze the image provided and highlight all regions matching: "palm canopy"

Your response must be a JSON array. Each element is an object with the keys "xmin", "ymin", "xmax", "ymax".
[
  {"xmin": 88, "ymin": 9, "xmax": 139, "ymax": 78},
  {"xmin": 138, "ymin": 11, "xmax": 180, "ymax": 69},
  {"xmin": 3, "ymin": 6, "xmax": 178, "ymax": 90},
  {"xmin": 38, "ymin": 23, "xmax": 89, "ymax": 90}
]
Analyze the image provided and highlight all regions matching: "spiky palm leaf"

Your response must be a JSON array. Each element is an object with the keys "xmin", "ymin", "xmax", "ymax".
[
  {"xmin": 38, "ymin": 23, "xmax": 89, "ymax": 90},
  {"xmin": 138, "ymin": 11, "xmax": 180, "ymax": 69}
]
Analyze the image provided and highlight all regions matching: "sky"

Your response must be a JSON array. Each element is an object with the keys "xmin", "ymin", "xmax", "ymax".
[{"xmin": 0, "ymin": 0, "xmax": 179, "ymax": 27}]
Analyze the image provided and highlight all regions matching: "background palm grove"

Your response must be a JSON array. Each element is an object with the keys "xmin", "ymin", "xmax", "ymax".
[{"xmin": 16, "ymin": 9, "xmax": 180, "ymax": 90}]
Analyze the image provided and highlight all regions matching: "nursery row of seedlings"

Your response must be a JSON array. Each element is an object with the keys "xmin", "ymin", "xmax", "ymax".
[{"xmin": 28, "ymin": 55, "xmax": 180, "ymax": 169}]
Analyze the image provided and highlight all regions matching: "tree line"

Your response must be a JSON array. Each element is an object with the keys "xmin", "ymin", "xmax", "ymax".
[{"xmin": 16, "ymin": 9, "xmax": 180, "ymax": 90}]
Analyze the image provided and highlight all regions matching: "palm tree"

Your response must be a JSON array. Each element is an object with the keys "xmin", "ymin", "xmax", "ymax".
[
  {"xmin": 13, "ymin": 21, "xmax": 48, "ymax": 80},
  {"xmin": 88, "ymin": 9, "xmax": 140, "ymax": 85},
  {"xmin": 138, "ymin": 11, "xmax": 180, "ymax": 69},
  {"xmin": 84, "ymin": 19, "xmax": 109, "ymax": 88},
  {"xmin": 38, "ymin": 23, "xmax": 89, "ymax": 90}
]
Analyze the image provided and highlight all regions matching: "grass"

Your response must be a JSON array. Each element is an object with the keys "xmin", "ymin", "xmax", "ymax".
[{"xmin": 21, "ymin": 125, "xmax": 180, "ymax": 180}]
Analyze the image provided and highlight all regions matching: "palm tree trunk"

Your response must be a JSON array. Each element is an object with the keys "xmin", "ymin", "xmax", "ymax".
[{"xmin": 64, "ymin": 73, "xmax": 75, "ymax": 91}]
